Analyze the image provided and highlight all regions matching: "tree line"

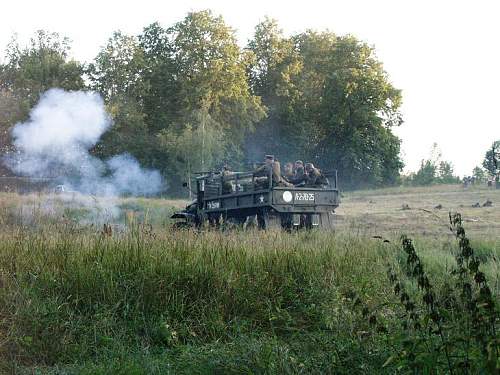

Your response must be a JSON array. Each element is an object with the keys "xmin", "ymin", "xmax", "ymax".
[{"xmin": 2, "ymin": 10, "xmax": 407, "ymax": 193}]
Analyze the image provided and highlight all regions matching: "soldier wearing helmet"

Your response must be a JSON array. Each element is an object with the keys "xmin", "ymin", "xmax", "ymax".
[
  {"xmin": 305, "ymin": 163, "xmax": 328, "ymax": 187},
  {"xmin": 254, "ymin": 155, "xmax": 292, "ymax": 187}
]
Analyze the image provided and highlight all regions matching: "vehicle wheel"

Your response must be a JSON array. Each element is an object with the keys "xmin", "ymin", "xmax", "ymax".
[
  {"xmin": 319, "ymin": 211, "xmax": 335, "ymax": 230},
  {"xmin": 222, "ymin": 216, "xmax": 246, "ymax": 230},
  {"xmin": 208, "ymin": 214, "xmax": 221, "ymax": 228},
  {"xmin": 257, "ymin": 210, "xmax": 281, "ymax": 230}
]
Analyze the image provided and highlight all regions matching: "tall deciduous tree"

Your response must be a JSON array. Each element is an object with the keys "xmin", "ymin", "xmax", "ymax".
[
  {"xmin": 87, "ymin": 31, "xmax": 148, "ymax": 102},
  {"xmin": 0, "ymin": 31, "xmax": 84, "ymax": 107},
  {"xmin": 0, "ymin": 31, "xmax": 84, "ymax": 176},
  {"xmin": 247, "ymin": 22, "xmax": 404, "ymax": 188},
  {"xmin": 482, "ymin": 140, "xmax": 499, "ymax": 177},
  {"xmin": 88, "ymin": 12, "xmax": 266, "ymax": 193},
  {"xmin": 245, "ymin": 18, "xmax": 302, "ymax": 161},
  {"xmin": 166, "ymin": 11, "xmax": 265, "ymax": 147}
]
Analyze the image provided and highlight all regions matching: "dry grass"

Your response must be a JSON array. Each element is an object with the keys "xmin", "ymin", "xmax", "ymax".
[
  {"xmin": 0, "ymin": 184, "xmax": 498, "ymax": 374},
  {"xmin": 336, "ymin": 184, "xmax": 500, "ymax": 239}
]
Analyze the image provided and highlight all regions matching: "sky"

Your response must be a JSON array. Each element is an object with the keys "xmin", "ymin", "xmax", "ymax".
[{"xmin": 1, "ymin": 0, "xmax": 499, "ymax": 176}]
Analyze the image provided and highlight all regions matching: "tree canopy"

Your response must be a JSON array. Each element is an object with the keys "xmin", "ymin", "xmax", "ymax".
[
  {"xmin": 482, "ymin": 140, "xmax": 499, "ymax": 178},
  {"xmin": 246, "ymin": 19, "xmax": 403, "ymax": 188},
  {"xmin": 0, "ymin": 11, "xmax": 406, "ymax": 192}
]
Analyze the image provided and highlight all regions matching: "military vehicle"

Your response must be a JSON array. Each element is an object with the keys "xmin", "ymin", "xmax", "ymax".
[{"xmin": 171, "ymin": 167, "xmax": 340, "ymax": 230}]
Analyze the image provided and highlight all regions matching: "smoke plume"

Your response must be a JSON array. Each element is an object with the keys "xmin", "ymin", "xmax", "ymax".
[{"xmin": 4, "ymin": 88, "xmax": 163, "ymax": 196}]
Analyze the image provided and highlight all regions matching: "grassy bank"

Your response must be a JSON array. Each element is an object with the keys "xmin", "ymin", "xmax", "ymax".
[
  {"xmin": 0, "ymin": 186, "xmax": 498, "ymax": 373},
  {"xmin": 0, "ymin": 226, "xmax": 498, "ymax": 374}
]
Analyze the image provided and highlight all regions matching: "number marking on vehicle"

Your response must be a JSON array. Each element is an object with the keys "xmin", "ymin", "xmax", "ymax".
[
  {"xmin": 294, "ymin": 192, "xmax": 315, "ymax": 202},
  {"xmin": 207, "ymin": 200, "xmax": 220, "ymax": 209}
]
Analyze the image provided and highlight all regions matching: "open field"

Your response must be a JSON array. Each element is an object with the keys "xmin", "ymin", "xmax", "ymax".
[
  {"xmin": 0, "ymin": 184, "xmax": 498, "ymax": 374},
  {"xmin": 338, "ymin": 184, "xmax": 500, "ymax": 239}
]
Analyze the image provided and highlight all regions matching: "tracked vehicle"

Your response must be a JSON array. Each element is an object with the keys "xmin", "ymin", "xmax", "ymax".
[{"xmin": 172, "ymin": 168, "xmax": 340, "ymax": 230}]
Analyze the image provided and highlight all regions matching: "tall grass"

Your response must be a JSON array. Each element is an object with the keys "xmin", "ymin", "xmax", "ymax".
[
  {"xmin": 0, "ymin": 193, "xmax": 498, "ymax": 374},
  {"xmin": 0, "ymin": 228, "xmax": 400, "ymax": 372}
]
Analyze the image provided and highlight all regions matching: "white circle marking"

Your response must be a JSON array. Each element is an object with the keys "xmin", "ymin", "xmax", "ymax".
[{"xmin": 283, "ymin": 191, "xmax": 293, "ymax": 203}]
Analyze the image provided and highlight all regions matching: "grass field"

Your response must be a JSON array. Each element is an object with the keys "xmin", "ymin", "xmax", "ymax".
[{"xmin": 0, "ymin": 184, "xmax": 498, "ymax": 374}]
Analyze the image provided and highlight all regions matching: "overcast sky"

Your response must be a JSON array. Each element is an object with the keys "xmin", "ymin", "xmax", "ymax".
[{"xmin": 1, "ymin": 0, "xmax": 498, "ymax": 175}]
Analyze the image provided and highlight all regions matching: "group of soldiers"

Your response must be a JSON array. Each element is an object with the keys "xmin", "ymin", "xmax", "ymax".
[{"xmin": 253, "ymin": 155, "xmax": 328, "ymax": 188}]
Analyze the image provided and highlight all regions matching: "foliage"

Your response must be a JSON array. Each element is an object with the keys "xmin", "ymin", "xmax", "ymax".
[
  {"xmin": 0, "ymin": 31, "xmax": 84, "ymax": 171},
  {"xmin": 0, "ymin": 12, "xmax": 406, "ymax": 192},
  {"xmin": 157, "ymin": 109, "xmax": 226, "ymax": 186},
  {"xmin": 0, "ymin": 30, "xmax": 84, "ymax": 106},
  {"xmin": 0, "ymin": 90, "xmax": 24, "ymax": 166},
  {"xmin": 86, "ymin": 12, "xmax": 266, "ymax": 191},
  {"xmin": 0, "ymin": 188, "xmax": 499, "ymax": 373},
  {"xmin": 246, "ymin": 20, "xmax": 404, "ymax": 188},
  {"xmin": 0, "ymin": 210, "xmax": 498, "ymax": 374},
  {"xmin": 409, "ymin": 144, "xmax": 459, "ymax": 186},
  {"xmin": 87, "ymin": 31, "xmax": 148, "ymax": 102},
  {"xmin": 472, "ymin": 166, "xmax": 487, "ymax": 183},
  {"xmin": 483, "ymin": 140, "xmax": 500, "ymax": 178},
  {"xmin": 412, "ymin": 159, "xmax": 437, "ymax": 186},
  {"xmin": 353, "ymin": 214, "xmax": 499, "ymax": 373}
]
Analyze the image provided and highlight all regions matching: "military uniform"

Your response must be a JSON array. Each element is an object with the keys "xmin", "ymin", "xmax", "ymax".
[
  {"xmin": 272, "ymin": 160, "xmax": 292, "ymax": 187},
  {"xmin": 305, "ymin": 163, "xmax": 328, "ymax": 187},
  {"xmin": 289, "ymin": 161, "xmax": 307, "ymax": 185},
  {"xmin": 254, "ymin": 156, "xmax": 292, "ymax": 188},
  {"xmin": 283, "ymin": 163, "xmax": 294, "ymax": 182},
  {"xmin": 221, "ymin": 167, "xmax": 233, "ymax": 194}
]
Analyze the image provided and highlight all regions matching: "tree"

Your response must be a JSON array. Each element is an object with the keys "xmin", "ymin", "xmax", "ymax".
[
  {"xmin": 87, "ymin": 31, "xmax": 148, "ymax": 102},
  {"xmin": 88, "ymin": 12, "xmax": 266, "ymax": 193},
  {"xmin": 139, "ymin": 22, "xmax": 180, "ymax": 133},
  {"xmin": 482, "ymin": 140, "xmax": 499, "ymax": 177},
  {"xmin": 245, "ymin": 18, "xmax": 303, "ymax": 161},
  {"xmin": 410, "ymin": 144, "xmax": 458, "ymax": 185},
  {"xmin": 0, "ymin": 31, "xmax": 84, "ymax": 176},
  {"xmin": 246, "ymin": 23, "xmax": 404, "ymax": 188},
  {"xmin": 0, "ymin": 31, "xmax": 84, "ymax": 107},
  {"xmin": 437, "ymin": 161, "xmax": 458, "ymax": 184},
  {"xmin": 472, "ymin": 166, "xmax": 486, "ymax": 183},
  {"xmin": 412, "ymin": 160, "xmax": 437, "ymax": 186},
  {"xmin": 166, "ymin": 10, "xmax": 265, "ymax": 150},
  {"xmin": 157, "ymin": 109, "xmax": 225, "ymax": 194}
]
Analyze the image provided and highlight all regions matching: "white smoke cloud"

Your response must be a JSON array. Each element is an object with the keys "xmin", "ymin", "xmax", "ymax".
[{"xmin": 4, "ymin": 88, "xmax": 163, "ymax": 197}]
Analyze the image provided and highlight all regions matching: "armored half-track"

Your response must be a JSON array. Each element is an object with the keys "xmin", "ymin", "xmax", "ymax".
[{"xmin": 171, "ymin": 168, "xmax": 340, "ymax": 230}]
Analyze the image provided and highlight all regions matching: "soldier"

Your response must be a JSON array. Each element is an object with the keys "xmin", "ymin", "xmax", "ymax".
[
  {"xmin": 254, "ymin": 155, "xmax": 292, "ymax": 188},
  {"xmin": 221, "ymin": 165, "xmax": 233, "ymax": 194},
  {"xmin": 289, "ymin": 160, "xmax": 307, "ymax": 186},
  {"xmin": 273, "ymin": 158, "xmax": 293, "ymax": 187},
  {"xmin": 283, "ymin": 162, "xmax": 294, "ymax": 182},
  {"xmin": 305, "ymin": 163, "xmax": 328, "ymax": 187}
]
